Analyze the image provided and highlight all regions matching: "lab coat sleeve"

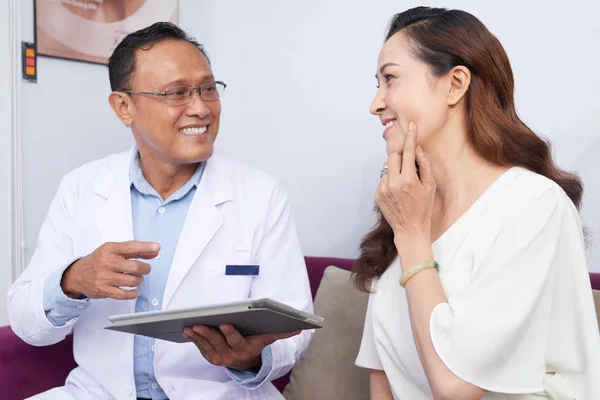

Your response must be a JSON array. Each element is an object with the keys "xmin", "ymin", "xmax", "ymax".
[
  {"xmin": 238, "ymin": 184, "xmax": 313, "ymax": 388},
  {"xmin": 7, "ymin": 175, "xmax": 83, "ymax": 346},
  {"xmin": 43, "ymin": 266, "xmax": 91, "ymax": 327}
]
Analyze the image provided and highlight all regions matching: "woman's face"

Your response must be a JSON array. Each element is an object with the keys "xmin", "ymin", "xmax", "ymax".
[{"xmin": 372, "ymin": 31, "xmax": 451, "ymax": 155}]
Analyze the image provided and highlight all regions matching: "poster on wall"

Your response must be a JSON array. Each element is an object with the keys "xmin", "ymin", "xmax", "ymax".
[{"xmin": 35, "ymin": 0, "xmax": 179, "ymax": 65}]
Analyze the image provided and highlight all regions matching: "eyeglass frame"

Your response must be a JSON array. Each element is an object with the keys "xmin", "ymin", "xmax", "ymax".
[{"xmin": 120, "ymin": 80, "xmax": 227, "ymax": 104}]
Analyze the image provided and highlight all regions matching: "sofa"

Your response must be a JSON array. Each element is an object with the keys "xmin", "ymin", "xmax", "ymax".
[
  {"xmin": 0, "ymin": 256, "xmax": 357, "ymax": 399},
  {"xmin": 1, "ymin": 257, "xmax": 599, "ymax": 400}
]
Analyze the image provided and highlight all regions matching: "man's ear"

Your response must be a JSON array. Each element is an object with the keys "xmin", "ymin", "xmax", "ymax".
[
  {"xmin": 447, "ymin": 65, "xmax": 471, "ymax": 106},
  {"xmin": 108, "ymin": 91, "xmax": 134, "ymax": 126}
]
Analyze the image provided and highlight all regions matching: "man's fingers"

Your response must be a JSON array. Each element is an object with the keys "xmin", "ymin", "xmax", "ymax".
[
  {"xmin": 110, "ymin": 241, "xmax": 160, "ymax": 259},
  {"xmin": 184, "ymin": 328, "xmax": 218, "ymax": 361},
  {"xmin": 246, "ymin": 330, "xmax": 302, "ymax": 347},
  {"xmin": 220, "ymin": 324, "xmax": 247, "ymax": 354},
  {"xmin": 192, "ymin": 325, "xmax": 231, "ymax": 354},
  {"xmin": 111, "ymin": 271, "xmax": 144, "ymax": 288},
  {"xmin": 103, "ymin": 286, "xmax": 139, "ymax": 300},
  {"xmin": 117, "ymin": 259, "xmax": 151, "ymax": 276}
]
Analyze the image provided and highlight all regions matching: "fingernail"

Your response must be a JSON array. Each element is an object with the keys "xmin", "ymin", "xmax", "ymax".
[
  {"xmin": 417, "ymin": 146, "xmax": 423, "ymax": 155},
  {"xmin": 408, "ymin": 122, "xmax": 416, "ymax": 131},
  {"xmin": 151, "ymin": 243, "xmax": 160, "ymax": 251}
]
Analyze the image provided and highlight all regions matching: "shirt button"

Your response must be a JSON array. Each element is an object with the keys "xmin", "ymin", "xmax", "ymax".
[
  {"xmin": 151, "ymin": 383, "xmax": 159, "ymax": 389},
  {"xmin": 152, "ymin": 344, "xmax": 156, "ymax": 352},
  {"xmin": 151, "ymin": 298, "xmax": 159, "ymax": 307},
  {"xmin": 124, "ymin": 384, "xmax": 132, "ymax": 396},
  {"xmin": 158, "ymin": 206, "xmax": 166, "ymax": 214}
]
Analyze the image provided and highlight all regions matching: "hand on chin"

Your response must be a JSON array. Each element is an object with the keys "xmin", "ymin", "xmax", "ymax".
[{"xmin": 385, "ymin": 134, "xmax": 407, "ymax": 156}]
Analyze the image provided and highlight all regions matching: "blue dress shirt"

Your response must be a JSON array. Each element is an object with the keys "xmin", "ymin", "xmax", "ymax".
[{"xmin": 43, "ymin": 151, "xmax": 272, "ymax": 399}]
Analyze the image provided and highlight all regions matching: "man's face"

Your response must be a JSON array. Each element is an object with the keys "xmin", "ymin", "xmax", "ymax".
[{"xmin": 126, "ymin": 39, "xmax": 221, "ymax": 166}]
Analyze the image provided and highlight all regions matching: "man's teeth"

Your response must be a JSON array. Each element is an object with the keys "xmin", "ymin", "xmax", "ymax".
[
  {"xmin": 385, "ymin": 120, "xmax": 396, "ymax": 128},
  {"xmin": 180, "ymin": 126, "xmax": 207, "ymax": 135}
]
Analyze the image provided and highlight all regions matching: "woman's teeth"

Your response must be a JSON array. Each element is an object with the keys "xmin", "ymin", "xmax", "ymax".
[
  {"xmin": 180, "ymin": 126, "xmax": 207, "ymax": 135},
  {"xmin": 385, "ymin": 120, "xmax": 396, "ymax": 128}
]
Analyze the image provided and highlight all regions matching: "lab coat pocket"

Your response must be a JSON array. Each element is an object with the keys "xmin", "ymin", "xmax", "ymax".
[{"xmin": 203, "ymin": 250, "xmax": 257, "ymax": 301}]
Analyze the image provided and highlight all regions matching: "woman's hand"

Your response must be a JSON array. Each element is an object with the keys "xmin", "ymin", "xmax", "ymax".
[{"xmin": 376, "ymin": 122, "xmax": 436, "ymax": 242}]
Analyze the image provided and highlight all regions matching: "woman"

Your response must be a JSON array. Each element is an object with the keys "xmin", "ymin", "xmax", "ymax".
[{"xmin": 353, "ymin": 6, "xmax": 600, "ymax": 400}]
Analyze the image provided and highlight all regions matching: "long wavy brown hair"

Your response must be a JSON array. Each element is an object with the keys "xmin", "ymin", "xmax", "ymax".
[{"xmin": 352, "ymin": 6, "xmax": 584, "ymax": 292}]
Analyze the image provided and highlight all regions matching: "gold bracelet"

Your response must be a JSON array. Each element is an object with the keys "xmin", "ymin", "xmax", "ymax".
[{"xmin": 399, "ymin": 260, "xmax": 439, "ymax": 288}]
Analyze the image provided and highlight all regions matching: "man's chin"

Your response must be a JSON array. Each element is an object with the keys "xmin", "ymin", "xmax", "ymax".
[
  {"xmin": 188, "ymin": 146, "xmax": 214, "ymax": 163},
  {"xmin": 165, "ymin": 146, "xmax": 213, "ymax": 166}
]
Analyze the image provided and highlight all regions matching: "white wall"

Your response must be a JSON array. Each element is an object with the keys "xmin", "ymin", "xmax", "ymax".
[
  {"xmin": 17, "ymin": 0, "xmax": 600, "ymax": 273},
  {"xmin": 184, "ymin": 0, "xmax": 600, "ymax": 269},
  {"xmin": 0, "ymin": 2, "xmax": 13, "ymax": 326},
  {"xmin": 19, "ymin": 0, "xmax": 134, "ymax": 265}
]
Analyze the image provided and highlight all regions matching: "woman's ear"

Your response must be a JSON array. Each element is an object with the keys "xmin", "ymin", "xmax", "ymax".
[
  {"xmin": 447, "ymin": 65, "xmax": 471, "ymax": 106},
  {"xmin": 108, "ymin": 91, "xmax": 134, "ymax": 126}
]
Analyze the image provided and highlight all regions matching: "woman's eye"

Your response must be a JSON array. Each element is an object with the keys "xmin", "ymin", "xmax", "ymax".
[{"xmin": 376, "ymin": 74, "xmax": 394, "ymax": 89}]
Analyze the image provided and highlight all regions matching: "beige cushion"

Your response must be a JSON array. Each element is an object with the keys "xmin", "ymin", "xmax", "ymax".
[
  {"xmin": 593, "ymin": 290, "xmax": 600, "ymax": 330},
  {"xmin": 283, "ymin": 266, "xmax": 370, "ymax": 400}
]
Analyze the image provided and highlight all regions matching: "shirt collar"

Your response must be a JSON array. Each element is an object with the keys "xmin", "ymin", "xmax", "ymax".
[{"xmin": 129, "ymin": 147, "xmax": 205, "ymax": 201}]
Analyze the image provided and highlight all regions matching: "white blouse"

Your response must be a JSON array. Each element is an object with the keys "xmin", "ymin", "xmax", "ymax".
[{"xmin": 356, "ymin": 167, "xmax": 600, "ymax": 399}]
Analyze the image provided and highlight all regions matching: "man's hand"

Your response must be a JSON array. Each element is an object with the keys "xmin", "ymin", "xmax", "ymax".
[
  {"xmin": 61, "ymin": 241, "xmax": 160, "ymax": 300},
  {"xmin": 184, "ymin": 324, "xmax": 301, "ymax": 371}
]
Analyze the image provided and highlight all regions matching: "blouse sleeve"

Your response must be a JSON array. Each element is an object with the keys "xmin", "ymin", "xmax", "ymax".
[
  {"xmin": 356, "ymin": 288, "xmax": 384, "ymax": 370},
  {"xmin": 429, "ymin": 186, "xmax": 583, "ymax": 394}
]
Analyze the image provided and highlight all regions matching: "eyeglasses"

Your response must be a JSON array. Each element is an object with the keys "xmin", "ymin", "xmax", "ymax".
[{"xmin": 121, "ymin": 81, "xmax": 226, "ymax": 106}]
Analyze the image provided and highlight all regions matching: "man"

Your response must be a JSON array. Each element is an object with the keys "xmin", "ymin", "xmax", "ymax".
[{"xmin": 8, "ymin": 22, "xmax": 312, "ymax": 400}]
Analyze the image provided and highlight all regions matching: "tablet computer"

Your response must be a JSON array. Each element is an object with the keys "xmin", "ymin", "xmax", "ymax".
[{"xmin": 105, "ymin": 298, "xmax": 323, "ymax": 343}]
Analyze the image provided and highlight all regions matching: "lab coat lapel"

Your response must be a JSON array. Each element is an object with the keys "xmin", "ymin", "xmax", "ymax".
[{"xmin": 162, "ymin": 156, "xmax": 233, "ymax": 307}]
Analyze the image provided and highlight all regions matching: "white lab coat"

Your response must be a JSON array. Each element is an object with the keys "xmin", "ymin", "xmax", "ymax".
[{"xmin": 7, "ymin": 148, "xmax": 313, "ymax": 400}]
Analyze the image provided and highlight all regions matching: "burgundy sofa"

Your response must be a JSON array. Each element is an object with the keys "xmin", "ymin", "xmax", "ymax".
[
  {"xmin": 0, "ymin": 256, "xmax": 355, "ymax": 399},
  {"xmin": 1, "ymin": 259, "xmax": 599, "ymax": 400}
]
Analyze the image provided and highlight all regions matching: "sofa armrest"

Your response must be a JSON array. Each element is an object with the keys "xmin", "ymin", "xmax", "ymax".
[{"xmin": 0, "ymin": 326, "xmax": 76, "ymax": 399}]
